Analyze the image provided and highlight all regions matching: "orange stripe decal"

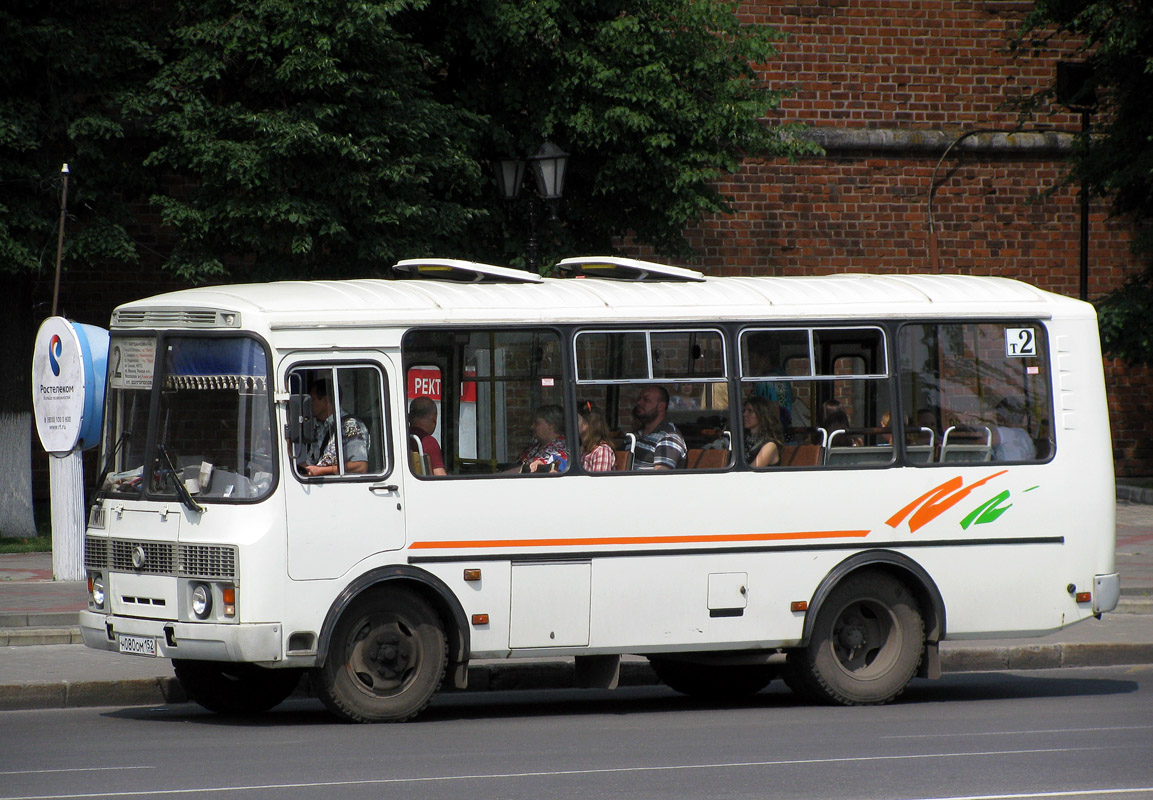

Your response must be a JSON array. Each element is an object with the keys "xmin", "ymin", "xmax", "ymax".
[
  {"xmin": 409, "ymin": 529, "xmax": 870, "ymax": 550},
  {"xmin": 886, "ymin": 471, "xmax": 1009, "ymax": 533}
]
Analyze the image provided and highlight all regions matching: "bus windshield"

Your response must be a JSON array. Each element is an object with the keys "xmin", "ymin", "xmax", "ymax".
[{"xmin": 100, "ymin": 335, "xmax": 275, "ymax": 502}]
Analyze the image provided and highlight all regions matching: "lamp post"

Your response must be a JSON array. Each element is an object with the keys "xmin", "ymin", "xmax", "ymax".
[
  {"xmin": 493, "ymin": 141, "xmax": 569, "ymax": 273},
  {"xmin": 1057, "ymin": 61, "xmax": 1097, "ymax": 302}
]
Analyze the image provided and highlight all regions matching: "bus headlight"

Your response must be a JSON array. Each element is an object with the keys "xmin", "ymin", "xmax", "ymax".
[
  {"xmin": 191, "ymin": 583, "xmax": 212, "ymax": 619},
  {"xmin": 89, "ymin": 574, "xmax": 105, "ymax": 609}
]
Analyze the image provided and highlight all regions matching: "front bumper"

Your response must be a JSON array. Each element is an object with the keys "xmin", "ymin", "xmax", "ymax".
[
  {"xmin": 80, "ymin": 611, "xmax": 283, "ymax": 664},
  {"xmin": 1094, "ymin": 572, "xmax": 1121, "ymax": 614}
]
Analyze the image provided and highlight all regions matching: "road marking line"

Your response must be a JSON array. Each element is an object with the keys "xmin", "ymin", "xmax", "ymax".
[
  {"xmin": 0, "ymin": 768, "xmax": 152, "ymax": 777},
  {"xmin": 911, "ymin": 790, "xmax": 1153, "ymax": 800},
  {"xmin": 0, "ymin": 746, "xmax": 1119, "ymax": 799},
  {"xmin": 882, "ymin": 725, "xmax": 1153, "ymax": 739}
]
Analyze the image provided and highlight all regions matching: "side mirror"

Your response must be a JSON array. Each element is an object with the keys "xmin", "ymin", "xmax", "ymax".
[{"xmin": 286, "ymin": 394, "xmax": 315, "ymax": 445}]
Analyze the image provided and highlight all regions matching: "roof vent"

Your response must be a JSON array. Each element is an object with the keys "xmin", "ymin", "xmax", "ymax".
[
  {"xmin": 556, "ymin": 256, "xmax": 706, "ymax": 282},
  {"xmin": 393, "ymin": 259, "xmax": 543, "ymax": 284}
]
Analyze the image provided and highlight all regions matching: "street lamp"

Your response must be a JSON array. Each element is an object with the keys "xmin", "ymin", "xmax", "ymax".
[
  {"xmin": 493, "ymin": 141, "xmax": 569, "ymax": 273},
  {"xmin": 1057, "ymin": 61, "xmax": 1097, "ymax": 302}
]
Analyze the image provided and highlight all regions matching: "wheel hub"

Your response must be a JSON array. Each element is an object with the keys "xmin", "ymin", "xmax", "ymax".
[
  {"xmin": 367, "ymin": 630, "xmax": 411, "ymax": 680},
  {"xmin": 837, "ymin": 623, "xmax": 867, "ymax": 650}
]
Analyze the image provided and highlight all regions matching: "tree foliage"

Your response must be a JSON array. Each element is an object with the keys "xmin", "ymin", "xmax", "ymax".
[
  {"xmin": 413, "ymin": 0, "xmax": 815, "ymax": 262},
  {"xmin": 1, "ymin": 0, "xmax": 812, "ymax": 286},
  {"xmin": 134, "ymin": 0, "xmax": 486, "ymax": 280},
  {"xmin": 0, "ymin": 0, "xmax": 152, "ymax": 281},
  {"xmin": 1015, "ymin": 0, "xmax": 1153, "ymax": 366}
]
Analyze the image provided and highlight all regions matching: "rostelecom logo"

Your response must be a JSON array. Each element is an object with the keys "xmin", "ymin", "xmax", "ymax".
[{"xmin": 48, "ymin": 334, "xmax": 62, "ymax": 377}]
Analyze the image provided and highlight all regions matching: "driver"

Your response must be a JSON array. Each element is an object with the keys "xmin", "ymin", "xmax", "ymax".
[{"xmin": 299, "ymin": 378, "xmax": 369, "ymax": 476}]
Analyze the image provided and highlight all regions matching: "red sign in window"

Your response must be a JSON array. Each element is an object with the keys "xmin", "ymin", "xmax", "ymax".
[{"xmin": 407, "ymin": 368, "xmax": 442, "ymax": 401}]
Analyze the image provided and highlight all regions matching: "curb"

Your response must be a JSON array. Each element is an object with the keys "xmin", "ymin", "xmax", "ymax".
[
  {"xmin": 1117, "ymin": 484, "xmax": 1153, "ymax": 505},
  {"xmin": 1, "ymin": 627, "xmax": 83, "ymax": 646},
  {"xmin": 3, "ymin": 644, "xmax": 1153, "ymax": 713},
  {"xmin": 0, "ymin": 677, "xmax": 187, "ymax": 712},
  {"xmin": 1116, "ymin": 597, "xmax": 1153, "ymax": 614},
  {"xmin": 0, "ymin": 612, "xmax": 80, "ymax": 629}
]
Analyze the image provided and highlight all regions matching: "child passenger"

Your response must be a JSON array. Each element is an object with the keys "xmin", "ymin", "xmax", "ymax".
[{"xmin": 578, "ymin": 402, "xmax": 617, "ymax": 472}]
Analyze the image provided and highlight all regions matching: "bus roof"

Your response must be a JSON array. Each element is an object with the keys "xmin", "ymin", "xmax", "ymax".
[{"xmin": 110, "ymin": 270, "xmax": 1088, "ymax": 331}]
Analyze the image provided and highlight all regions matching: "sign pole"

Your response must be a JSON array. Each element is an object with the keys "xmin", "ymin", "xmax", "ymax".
[
  {"xmin": 32, "ymin": 317, "xmax": 109, "ymax": 583},
  {"xmin": 52, "ymin": 163, "xmax": 70, "ymax": 318},
  {"xmin": 49, "ymin": 451, "xmax": 85, "ymax": 580}
]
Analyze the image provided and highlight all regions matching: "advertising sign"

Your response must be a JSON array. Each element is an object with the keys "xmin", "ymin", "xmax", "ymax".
[{"xmin": 32, "ymin": 317, "xmax": 109, "ymax": 454}]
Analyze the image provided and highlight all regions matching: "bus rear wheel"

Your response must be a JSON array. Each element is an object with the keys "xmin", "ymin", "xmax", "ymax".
[
  {"xmin": 172, "ymin": 660, "xmax": 301, "ymax": 715},
  {"xmin": 787, "ymin": 572, "xmax": 924, "ymax": 706},
  {"xmin": 649, "ymin": 658, "xmax": 776, "ymax": 699},
  {"xmin": 312, "ymin": 588, "xmax": 447, "ymax": 723}
]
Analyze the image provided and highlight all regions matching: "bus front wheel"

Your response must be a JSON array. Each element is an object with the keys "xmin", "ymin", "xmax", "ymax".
[
  {"xmin": 172, "ymin": 660, "xmax": 301, "ymax": 715},
  {"xmin": 312, "ymin": 588, "xmax": 447, "ymax": 723},
  {"xmin": 787, "ymin": 572, "xmax": 924, "ymax": 706}
]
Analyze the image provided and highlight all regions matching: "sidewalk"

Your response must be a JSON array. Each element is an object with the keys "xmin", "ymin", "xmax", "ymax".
[{"xmin": 2, "ymin": 496, "xmax": 1151, "ymax": 712}]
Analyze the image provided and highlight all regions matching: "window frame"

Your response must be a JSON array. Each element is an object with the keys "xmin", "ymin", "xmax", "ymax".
[
  {"xmin": 573, "ymin": 327, "xmax": 728, "ymax": 385},
  {"xmin": 739, "ymin": 325, "xmax": 888, "ymax": 383},
  {"xmin": 401, "ymin": 326, "xmax": 571, "ymax": 478},
  {"xmin": 286, "ymin": 361, "xmax": 392, "ymax": 482},
  {"xmin": 894, "ymin": 318, "xmax": 1056, "ymax": 468},
  {"xmin": 736, "ymin": 324, "xmax": 894, "ymax": 470},
  {"xmin": 117, "ymin": 331, "xmax": 279, "ymax": 505}
]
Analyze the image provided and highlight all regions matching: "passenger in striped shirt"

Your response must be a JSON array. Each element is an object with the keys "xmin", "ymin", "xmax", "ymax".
[{"xmin": 631, "ymin": 386, "xmax": 687, "ymax": 471}]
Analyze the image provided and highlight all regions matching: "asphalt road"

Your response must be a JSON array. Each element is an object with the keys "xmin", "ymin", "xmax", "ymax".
[{"xmin": 2, "ymin": 665, "xmax": 1152, "ymax": 800}]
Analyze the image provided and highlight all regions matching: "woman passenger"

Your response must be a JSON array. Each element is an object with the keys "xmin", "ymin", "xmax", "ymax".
[
  {"xmin": 742, "ymin": 396, "xmax": 784, "ymax": 468},
  {"xmin": 513, "ymin": 404, "xmax": 569, "ymax": 473},
  {"xmin": 578, "ymin": 402, "xmax": 616, "ymax": 472}
]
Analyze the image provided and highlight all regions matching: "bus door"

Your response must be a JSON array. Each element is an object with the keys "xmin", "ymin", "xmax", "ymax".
[{"xmin": 283, "ymin": 357, "xmax": 402, "ymax": 581}]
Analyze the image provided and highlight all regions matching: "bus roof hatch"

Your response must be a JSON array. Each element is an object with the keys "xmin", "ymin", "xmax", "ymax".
[
  {"xmin": 556, "ymin": 256, "xmax": 706, "ymax": 283},
  {"xmin": 393, "ymin": 259, "xmax": 544, "ymax": 284}
]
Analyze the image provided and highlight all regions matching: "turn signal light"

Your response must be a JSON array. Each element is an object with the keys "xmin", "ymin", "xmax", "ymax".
[
  {"xmin": 222, "ymin": 587, "xmax": 236, "ymax": 617},
  {"xmin": 790, "ymin": 601, "xmax": 808, "ymax": 613},
  {"xmin": 463, "ymin": 569, "xmax": 482, "ymax": 582},
  {"xmin": 472, "ymin": 614, "xmax": 490, "ymax": 625},
  {"xmin": 1075, "ymin": 592, "xmax": 1091, "ymax": 603}
]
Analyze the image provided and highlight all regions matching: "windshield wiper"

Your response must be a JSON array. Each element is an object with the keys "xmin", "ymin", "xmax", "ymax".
[
  {"xmin": 157, "ymin": 444, "xmax": 205, "ymax": 515},
  {"xmin": 89, "ymin": 431, "xmax": 132, "ymax": 512}
]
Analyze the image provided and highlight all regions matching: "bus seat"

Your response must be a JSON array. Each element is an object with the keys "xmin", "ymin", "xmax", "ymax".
[
  {"xmin": 940, "ymin": 426, "xmax": 992, "ymax": 463},
  {"xmin": 614, "ymin": 432, "xmax": 637, "ymax": 471},
  {"xmin": 409, "ymin": 434, "xmax": 431, "ymax": 475},
  {"xmin": 905, "ymin": 427, "xmax": 936, "ymax": 463},
  {"xmin": 826, "ymin": 445, "xmax": 893, "ymax": 466},
  {"xmin": 686, "ymin": 448, "xmax": 729, "ymax": 470},
  {"xmin": 905, "ymin": 444, "xmax": 935, "ymax": 464},
  {"xmin": 780, "ymin": 444, "xmax": 823, "ymax": 467}
]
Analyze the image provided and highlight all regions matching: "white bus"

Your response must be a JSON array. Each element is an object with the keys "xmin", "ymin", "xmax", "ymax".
[{"xmin": 79, "ymin": 257, "xmax": 1119, "ymax": 722}]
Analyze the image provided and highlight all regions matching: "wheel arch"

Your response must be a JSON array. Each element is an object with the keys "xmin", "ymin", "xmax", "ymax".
[
  {"xmin": 801, "ymin": 549, "xmax": 946, "ymax": 653},
  {"xmin": 315, "ymin": 565, "xmax": 469, "ymax": 683}
]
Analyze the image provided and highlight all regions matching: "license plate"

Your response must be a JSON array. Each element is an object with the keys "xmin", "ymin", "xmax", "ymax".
[{"xmin": 118, "ymin": 634, "xmax": 158, "ymax": 658}]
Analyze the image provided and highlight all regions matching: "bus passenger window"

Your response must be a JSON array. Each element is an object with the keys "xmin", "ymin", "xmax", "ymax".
[
  {"xmin": 897, "ymin": 323, "xmax": 1054, "ymax": 465},
  {"xmin": 740, "ymin": 327, "xmax": 890, "ymax": 468},
  {"xmin": 574, "ymin": 329, "xmax": 730, "ymax": 471},
  {"xmin": 289, "ymin": 366, "xmax": 387, "ymax": 479},
  {"xmin": 402, "ymin": 329, "xmax": 569, "ymax": 476}
]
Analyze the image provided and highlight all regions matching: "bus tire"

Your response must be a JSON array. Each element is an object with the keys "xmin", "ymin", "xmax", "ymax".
[
  {"xmin": 172, "ymin": 660, "xmax": 301, "ymax": 715},
  {"xmin": 789, "ymin": 572, "xmax": 924, "ymax": 706},
  {"xmin": 649, "ymin": 658, "xmax": 775, "ymax": 699},
  {"xmin": 312, "ymin": 588, "xmax": 447, "ymax": 723}
]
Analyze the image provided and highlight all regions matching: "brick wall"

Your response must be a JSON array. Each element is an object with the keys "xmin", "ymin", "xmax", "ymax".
[
  {"xmin": 39, "ymin": 0, "xmax": 1152, "ymax": 479},
  {"xmin": 625, "ymin": 0, "xmax": 1152, "ymax": 476}
]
